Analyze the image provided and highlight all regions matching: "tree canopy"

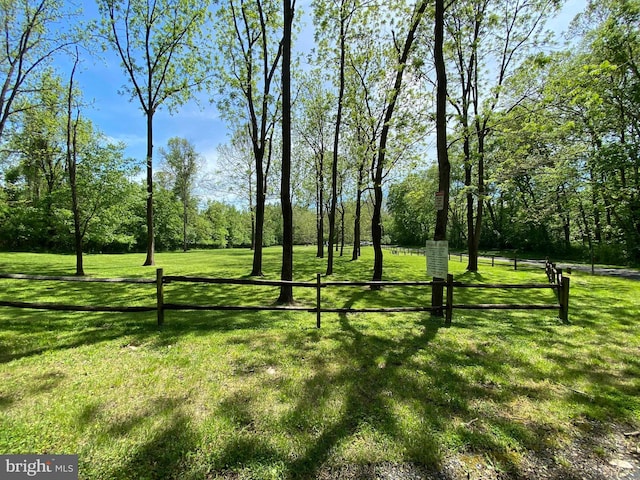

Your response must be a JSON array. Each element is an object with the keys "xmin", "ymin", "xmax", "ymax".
[{"xmin": 1, "ymin": 0, "xmax": 639, "ymax": 276}]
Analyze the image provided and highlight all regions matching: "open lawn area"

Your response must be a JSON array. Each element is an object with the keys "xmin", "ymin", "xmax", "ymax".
[{"xmin": 0, "ymin": 247, "xmax": 639, "ymax": 479}]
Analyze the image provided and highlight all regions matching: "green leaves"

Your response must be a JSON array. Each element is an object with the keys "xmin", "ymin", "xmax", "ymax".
[{"xmin": 96, "ymin": 0, "xmax": 214, "ymax": 112}]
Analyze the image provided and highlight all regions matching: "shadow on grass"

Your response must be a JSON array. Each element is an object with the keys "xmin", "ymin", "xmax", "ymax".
[
  {"xmin": 96, "ymin": 397, "xmax": 205, "ymax": 480},
  {"xmin": 284, "ymin": 313, "xmax": 446, "ymax": 477},
  {"xmin": 2, "ymin": 250, "xmax": 639, "ymax": 479}
]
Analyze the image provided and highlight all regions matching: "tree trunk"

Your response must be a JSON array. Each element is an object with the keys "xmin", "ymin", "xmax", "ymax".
[
  {"xmin": 465, "ymin": 160, "xmax": 477, "ymax": 271},
  {"xmin": 70, "ymin": 135, "xmax": 83, "ymax": 276},
  {"xmin": 339, "ymin": 205, "xmax": 345, "ymax": 257},
  {"xmin": 66, "ymin": 52, "xmax": 84, "ymax": 276},
  {"xmin": 277, "ymin": 0, "xmax": 294, "ymax": 304},
  {"xmin": 327, "ymin": 0, "xmax": 348, "ymax": 276},
  {"xmin": 351, "ymin": 164, "xmax": 364, "ymax": 261},
  {"xmin": 372, "ymin": 181, "xmax": 384, "ymax": 283},
  {"xmin": 431, "ymin": 0, "xmax": 450, "ymax": 314},
  {"xmin": 351, "ymin": 189, "xmax": 362, "ymax": 261},
  {"xmin": 183, "ymin": 198, "xmax": 188, "ymax": 252},
  {"xmin": 252, "ymin": 172, "xmax": 265, "ymax": 276},
  {"xmin": 316, "ymin": 152, "xmax": 324, "ymax": 258},
  {"xmin": 468, "ymin": 127, "xmax": 485, "ymax": 272},
  {"xmin": 143, "ymin": 111, "xmax": 155, "ymax": 266},
  {"xmin": 589, "ymin": 167, "xmax": 602, "ymax": 243},
  {"xmin": 371, "ymin": 0, "xmax": 428, "ymax": 284}
]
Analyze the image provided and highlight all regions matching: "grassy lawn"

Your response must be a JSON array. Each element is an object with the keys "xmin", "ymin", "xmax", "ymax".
[{"xmin": 0, "ymin": 247, "xmax": 638, "ymax": 479}]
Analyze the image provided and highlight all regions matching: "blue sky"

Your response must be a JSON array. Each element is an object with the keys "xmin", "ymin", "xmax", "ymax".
[{"xmin": 68, "ymin": 0, "xmax": 587, "ymax": 184}]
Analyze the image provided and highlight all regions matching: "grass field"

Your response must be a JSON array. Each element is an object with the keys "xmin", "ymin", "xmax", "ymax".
[{"xmin": 0, "ymin": 247, "xmax": 638, "ymax": 479}]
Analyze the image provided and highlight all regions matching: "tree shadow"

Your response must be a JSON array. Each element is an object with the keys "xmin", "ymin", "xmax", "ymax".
[{"xmin": 95, "ymin": 397, "xmax": 204, "ymax": 480}]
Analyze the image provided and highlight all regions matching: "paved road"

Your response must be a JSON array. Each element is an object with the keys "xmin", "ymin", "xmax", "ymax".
[
  {"xmin": 492, "ymin": 256, "xmax": 640, "ymax": 281},
  {"xmin": 388, "ymin": 247, "xmax": 640, "ymax": 281}
]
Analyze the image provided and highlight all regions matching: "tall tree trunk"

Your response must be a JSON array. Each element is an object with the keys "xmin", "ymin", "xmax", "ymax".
[
  {"xmin": 277, "ymin": 0, "xmax": 294, "ymax": 304},
  {"xmin": 351, "ymin": 168, "xmax": 363, "ymax": 261},
  {"xmin": 590, "ymin": 167, "xmax": 602, "ymax": 243},
  {"xmin": 143, "ymin": 110, "xmax": 155, "ymax": 266},
  {"xmin": 66, "ymin": 50, "xmax": 84, "ymax": 276},
  {"xmin": 249, "ymin": 172, "xmax": 256, "ymax": 250},
  {"xmin": 339, "ymin": 205, "xmax": 345, "ymax": 256},
  {"xmin": 467, "ymin": 126, "xmax": 485, "ymax": 272},
  {"xmin": 316, "ymin": 152, "xmax": 325, "ymax": 258},
  {"xmin": 371, "ymin": 182, "xmax": 384, "ymax": 282},
  {"xmin": 327, "ymin": 3, "xmax": 347, "ymax": 276},
  {"xmin": 252, "ymin": 163, "xmax": 265, "ymax": 275},
  {"xmin": 371, "ymin": 0, "xmax": 428, "ymax": 283},
  {"xmin": 183, "ymin": 198, "xmax": 188, "ymax": 252},
  {"xmin": 431, "ymin": 0, "xmax": 450, "ymax": 313}
]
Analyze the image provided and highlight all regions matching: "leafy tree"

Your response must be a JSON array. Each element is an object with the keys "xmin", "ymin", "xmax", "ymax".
[
  {"xmin": 65, "ymin": 48, "xmax": 84, "ymax": 274},
  {"xmin": 201, "ymin": 201, "xmax": 231, "ymax": 248},
  {"xmin": 151, "ymin": 183, "xmax": 183, "ymax": 250},
  {"xmin": 445, "ymin": 0, "xmax": 561, "ymax": 271},
  {"xmin": 387, "ymin": 169, "xmax": 437, "ymax": 246},
  {"xmin": 490, "ymin": 0, "xmax": 640, "ymax": 263},
  {"xmin": 7, "ymin": 70, "xmax": 67, "ymax": 247},
  {"xmin": 97, "ymin": 0, "xmax": 213, "ymax": 266},
  {"xmin": 216, "ymin": 131, "xmax": 257, "ymax": 248},
  {"xmin": 295, "ymin": 72, "xmax": 333, "ymax": 258},
  {"xmin": 159, "ymin": 137, "xmax": 202, "ymax": 252},
  {"xmin": 1, "ymin": 67, "xmax": 141, "ymax": 257},
  {"xmin": 0, "ymin": 0, "xmax": 76, "ymax": 140},
  {"xmin": 370, "ymin": 0, "xmax": 429, "ymax": 283},
  {"xmin": 341, "ymin": 33, "xmax": 381, "ymax": 262},
  {"xmin": 214, "ymin": 0, "xmax": 283, "ymax": 276},
  {"xmin": 313, "ymin": 0, "xmax": 357, "ymax": 275}
]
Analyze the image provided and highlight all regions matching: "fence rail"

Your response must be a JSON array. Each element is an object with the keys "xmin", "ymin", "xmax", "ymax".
[
  {"xmin": 0, "ymin": 272, "xmax": 156, "ymax": 313},
  {"xmin": 0, "ymin": 265, "xmax": 570, "ymax": 326}
]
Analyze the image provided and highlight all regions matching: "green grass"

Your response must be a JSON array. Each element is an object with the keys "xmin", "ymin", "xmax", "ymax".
[{"xmin": 0, "ymin": 247, "xmax": 638, "ymax": 479}]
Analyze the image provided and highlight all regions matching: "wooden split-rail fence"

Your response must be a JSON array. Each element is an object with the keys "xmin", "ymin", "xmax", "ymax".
[{"xmin": 0, "ymin": 262, "xmax": 570, "ymax": 327}]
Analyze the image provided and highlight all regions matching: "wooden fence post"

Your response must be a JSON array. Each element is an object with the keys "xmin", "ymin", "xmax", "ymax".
[
  {"xmin": 157, "ymin": 268, "xmax": 164, "ymax": 326},
  {"xmin": 316, "ymin": 273, "xmax": 322, "ymax": 328},
  {"xmin": 514, "ymin": 251, "xmax": 518, "ymax": 270},
  {"xmin": 559, "ymin": 276, "xmax": 570, "ymax": 323},
  {"xmin": 445, "ymin": 274, "xmax": 454, "ymax": 327},
  {"xmin": 492, "ymin": 255, "xmax": 495, "ymax": 267}
]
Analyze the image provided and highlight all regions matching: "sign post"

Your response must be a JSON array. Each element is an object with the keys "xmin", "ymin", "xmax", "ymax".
[
  {"xmin": 427, "ymin": 240, "xmax": 449, "ymax": 317},
  {"xmin": 426, "ymin": 240, "xmax": 448, "ymax": 279}
]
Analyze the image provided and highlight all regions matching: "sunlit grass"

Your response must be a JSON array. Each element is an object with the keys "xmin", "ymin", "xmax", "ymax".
[{"xmin": 0, "ymin": 247, "xmax": 638, "ymax": 479}]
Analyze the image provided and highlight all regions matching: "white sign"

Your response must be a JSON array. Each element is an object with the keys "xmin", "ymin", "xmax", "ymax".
[
  {"xmin": 435, "ymin": 191, "xmax": 444, "ymax": 211},
  {"xmin": 426, "ymin": 240, "xmax": 448, "ymax": 278}
]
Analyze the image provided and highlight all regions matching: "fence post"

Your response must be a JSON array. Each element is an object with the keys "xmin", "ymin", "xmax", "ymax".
[
  {"xmin": 445, "ymin": 274, "xmax": 454, "ymax": 327},
  {"xmin": 157, "ymin": 268, "xmax": 164, "ymax": 326},
  {"xmin": 492, "ymin": 255, "xmax": 495, "ymax": 267},
  {"xmin": 316, "ymin": 273, "xmax": 322, "ymax": 329},
  {"xmin": 559, "ymin": 276, "xmax": 570, "ymax": 323},
  {"xmin": 514, "ymin": 251, "xmax": 518, "ymax": 270}
]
